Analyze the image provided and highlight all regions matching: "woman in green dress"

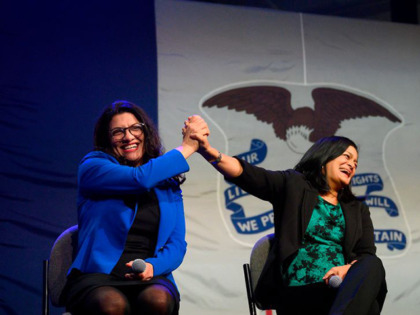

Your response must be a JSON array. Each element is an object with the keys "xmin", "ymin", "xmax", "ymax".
[{"xmin": 185, "ymin": 116, "xmax": 387, "ymax": 314}]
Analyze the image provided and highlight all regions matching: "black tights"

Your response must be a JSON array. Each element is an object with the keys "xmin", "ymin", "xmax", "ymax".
[{"xmin": 75, "ymin": 284, "xmax": 176, "ymax": 315}]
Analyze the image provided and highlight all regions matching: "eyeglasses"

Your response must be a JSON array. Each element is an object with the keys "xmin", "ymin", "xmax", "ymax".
[{"xmin": 110, "ymin": 123, "xmax": 145, "ymax": 140}]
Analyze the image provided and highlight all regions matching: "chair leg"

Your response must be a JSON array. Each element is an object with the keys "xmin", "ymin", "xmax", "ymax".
[
  {"xmin": 243, "ymin": 263, "xmax": 257, "ymax": 315},
  {"xmin": 43, "ymin": 260, "xmax": 49, "ymax": 315}
]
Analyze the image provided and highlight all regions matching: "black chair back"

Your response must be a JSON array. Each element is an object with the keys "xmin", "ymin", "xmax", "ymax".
[
  {"xmin": 43, "ymin": 225, "xmax": 78, "ymax": 315},
  {"xmin": 243, "ymin": 233, "xmax": 275, "ymax": 315}
]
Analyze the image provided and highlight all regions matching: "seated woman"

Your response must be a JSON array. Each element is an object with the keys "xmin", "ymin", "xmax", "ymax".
[
  {"xmin": 62, "ymin": 101, "xmax": 208, "ymax": 315},
  {"xmin": 185, "ymin": 116, "xmax": 387, "ymax": 315}
]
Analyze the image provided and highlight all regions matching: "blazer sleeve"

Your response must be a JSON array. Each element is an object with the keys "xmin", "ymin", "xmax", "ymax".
[
  {"xmin": 346, "ymin": 201, "xmax": 377, "ymax": 262},
  {"xmin": 226, "ymin": 157, "xmax": 293, "ymax": 202},
  {"xmin": 146, "ymin": 185, "xmax": 187, "ymax": 276},
  {"xmin": 78, "ymin": 150, "xmax": 189, "ymax": 196}
]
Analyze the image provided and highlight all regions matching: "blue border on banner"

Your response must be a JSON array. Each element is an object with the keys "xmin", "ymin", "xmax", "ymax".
[
  {"xmin": 353, "ymin": 173, "xmax": 406, "ymax": 250},
  {"xmin": 374, "ymin": 229, "xmax": 406, "ymax": 250}
]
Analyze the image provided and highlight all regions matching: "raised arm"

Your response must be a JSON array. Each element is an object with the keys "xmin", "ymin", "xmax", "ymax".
[
  {"xmin": 176, "ymin": 115, "xmax": 202, "ymax": 159},
  {"xmin": 184, "ymin": 115, "xmax": 243, "ymax": 178}
]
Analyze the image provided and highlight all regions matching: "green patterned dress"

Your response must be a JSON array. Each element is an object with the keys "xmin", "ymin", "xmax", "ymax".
[{"xmin": 283, "ymin": 196, "xmax": 346, "ymax": 286}]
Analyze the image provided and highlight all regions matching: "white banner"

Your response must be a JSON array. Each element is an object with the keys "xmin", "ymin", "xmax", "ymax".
[{"xmin": 156, "ymin": 1, "xmax": 420, "ymax": 314}]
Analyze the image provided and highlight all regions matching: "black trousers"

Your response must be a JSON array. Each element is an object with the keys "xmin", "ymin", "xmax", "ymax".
[{"xmin": 276, "ymin": 255, "xmax": 387, "ymax": 315}]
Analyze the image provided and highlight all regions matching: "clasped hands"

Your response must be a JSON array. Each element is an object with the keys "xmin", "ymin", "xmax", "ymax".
[{"xmin": 182, "ymin": 115, "xmax": 210, "ymax": 153}]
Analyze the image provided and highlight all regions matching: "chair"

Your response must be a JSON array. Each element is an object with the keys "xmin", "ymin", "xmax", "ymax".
[
  {"xmin": 243, "ymin": 233, "xmax": 276, "ymax": 315},
  {"xmin": 43, "ymin": 225, "xmax": 78, "ymax": 315}
]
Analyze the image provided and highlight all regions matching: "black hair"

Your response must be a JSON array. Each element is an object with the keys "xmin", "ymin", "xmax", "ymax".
[
  {"xmin": 93, "ymin": 100, "xmax": 185, "ymax": 184},
  {"xmin": 294, "ymin": 136, "xmax": 358, "ymax": 201},
  {"xmin": 94, "ymin": 100, "xmax": 163, "ymax": 164}
]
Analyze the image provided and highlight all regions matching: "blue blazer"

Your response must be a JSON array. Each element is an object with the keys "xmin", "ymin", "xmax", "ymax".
[{"xmin": 69, "ymin": 149, "xmax": 189, "ymax": 286}]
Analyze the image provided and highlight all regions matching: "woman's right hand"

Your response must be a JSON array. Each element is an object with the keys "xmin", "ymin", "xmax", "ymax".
[
  {"xmin": 184, "ymin": 115, "xmax": 211, "ymax": 153},
  {"xmin": 125, "ymin": 261, "xmax": 154, "ymax": 281},
  {"xmin": 177, "ymin": 115, "xmax": 209, "ymax": 159},
  {"xmin": 184, "ymin": 115, "xmax": 243, "ymax": 177}
]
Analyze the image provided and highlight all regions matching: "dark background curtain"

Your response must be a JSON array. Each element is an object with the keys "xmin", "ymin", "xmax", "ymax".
[{"xmin": 0, "ymin": 1, "xmax": 157, "ymax": 314}]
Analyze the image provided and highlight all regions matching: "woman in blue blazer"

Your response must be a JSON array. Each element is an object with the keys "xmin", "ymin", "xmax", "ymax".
[
  {"xmin": 63, "ymin": 101, "xmax": 208, "ymax": 315},
  {"xmin": 185, "ymin": 116, "xmax": 387, "ymax": 315}
]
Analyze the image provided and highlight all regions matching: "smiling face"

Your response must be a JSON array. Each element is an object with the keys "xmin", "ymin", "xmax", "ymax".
[
  {"xmin": 324, "ymin": 145, "xmax": 358, "ymax": 193},
  {"xmin": 109, "ymin": 112, "xmax": 145, "ymax": 166}
]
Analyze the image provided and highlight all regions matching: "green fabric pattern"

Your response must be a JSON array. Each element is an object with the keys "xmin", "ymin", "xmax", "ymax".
[{"xmin": 283, "ymin": 196, "xmax": 345, "ymax": 286}]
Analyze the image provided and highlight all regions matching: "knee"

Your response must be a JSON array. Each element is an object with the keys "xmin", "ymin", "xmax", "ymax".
[
  {"xmin": 359, "ymin": 255, "xmax": 385, "ymax": 279},
  {"xmin": 100, "ymin": 295, "xmax": 128, "ymax": 315},
  {"xmin": 150, "ymin": 290, "xmax": 172, "ymax": 310},
  {"xmin": 348, "ymin": 255, "xmax": 386, "ymax": 290},
  {"xmin": 88, "ymin": 287, "xmax": 129, "ymax": 315},
  {"xmin": 136, "ymin": 285, "xmax": 174, "ymax": 314}
]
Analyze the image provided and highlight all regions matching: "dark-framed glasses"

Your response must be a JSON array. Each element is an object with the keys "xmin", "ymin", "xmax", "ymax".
[{"xmin": 110, "ymin": 123, "xmax": 145, "ymax": 140}]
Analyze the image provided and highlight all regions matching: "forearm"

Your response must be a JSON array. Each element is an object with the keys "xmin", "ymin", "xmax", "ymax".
[
  {"xmin": 79, "ymin": 150, "xmax": 189, "ymax": 195},
  {"xmin": 199, "ymin": 146, "xmax": 243, "ymax": 178},
  {"xmin": 184, "ymin": 115, "xmax": 243, "ymax": 177},
  {"xmin": 175, "ymin": 143, "xmax": 197, "ymax": 160}
]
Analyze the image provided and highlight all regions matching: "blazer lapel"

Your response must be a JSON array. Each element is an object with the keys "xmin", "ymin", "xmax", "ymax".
[
  {"xmin": 341, "ymin": 200, "xmax": 358, "ymax": 259},
  {"xmin": 301, "ymin": 188, "xmax": 319, "ymax": 238}
]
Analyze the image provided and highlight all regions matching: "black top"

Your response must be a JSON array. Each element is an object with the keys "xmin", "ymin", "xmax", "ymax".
[{"xmin": 111, "ymin": 190, "xmax": 160, "ymax": 277}]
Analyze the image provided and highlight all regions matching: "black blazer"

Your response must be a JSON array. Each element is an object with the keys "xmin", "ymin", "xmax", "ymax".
[{"xmin": 228, "ymin": 158, "xmax": 376, "ymax": 306}]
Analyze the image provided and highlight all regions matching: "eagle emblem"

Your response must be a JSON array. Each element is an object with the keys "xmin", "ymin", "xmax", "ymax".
[{"xmin": 203, "ymin": 86, "xmax": 401, "ymax": 153}]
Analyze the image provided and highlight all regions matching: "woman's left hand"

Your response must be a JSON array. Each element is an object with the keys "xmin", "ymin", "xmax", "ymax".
[
  {"xmin": 322, "ymin": 260, "xmax": 357, "ymax": 286},
  {"xmin": 124, "ymin": 261, "xmax": 154, "ymax": 281},
  {"xmin": 183, "ymin": 115, "xmax": 210, "ymax": 147},
  {"xmin": 177, "ymin": 115, "xmax": 209, "ymax": 159}
]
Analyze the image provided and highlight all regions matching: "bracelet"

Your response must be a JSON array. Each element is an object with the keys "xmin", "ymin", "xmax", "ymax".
[{"xmin": 209, "ymin": 151, "xmax": 222, "ymax": 166}]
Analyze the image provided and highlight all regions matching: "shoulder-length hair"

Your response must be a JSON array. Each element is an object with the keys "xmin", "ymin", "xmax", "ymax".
[
  {"xmin": 93, "ymin": 100, "xmax": 163, "ymax": 164},
  {"xmin": 294, "ymin": 136, "xmax": 358, "ymax": 201}
]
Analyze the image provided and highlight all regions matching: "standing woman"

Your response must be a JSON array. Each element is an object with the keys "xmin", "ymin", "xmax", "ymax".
[
  {"xmin": 186, "ymin": 116, "xmax": 387, "ymax": 314},
  {"xmin": 62, "ymin": 101, "xmax": 207, "ymax": 315}
]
